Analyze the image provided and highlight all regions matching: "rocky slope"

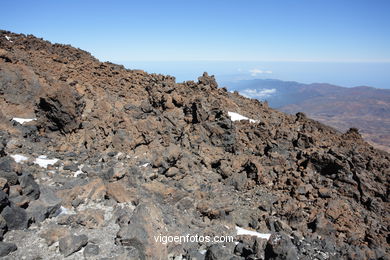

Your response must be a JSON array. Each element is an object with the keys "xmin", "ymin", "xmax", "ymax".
[
  {"xmin": 223, "ymin": 79, "xmax": 390, "ymax": 153},
  {"xmin": 0, "ymin": 30, "xmax": 389, "ymax": 260}
]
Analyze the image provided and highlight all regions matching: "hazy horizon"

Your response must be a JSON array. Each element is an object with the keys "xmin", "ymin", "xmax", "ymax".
[{"xmin": 120, "ymin": 60, "xmax": 390, "ymax": 89}]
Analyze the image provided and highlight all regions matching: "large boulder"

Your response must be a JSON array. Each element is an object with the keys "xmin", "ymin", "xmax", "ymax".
[
  {"xmin": 116, "ymin": 202, "xmax": 169, "ymax": 260},
  {"xmin": 36, "ymin": 84, "xmax": 84, "ymax": 134}
]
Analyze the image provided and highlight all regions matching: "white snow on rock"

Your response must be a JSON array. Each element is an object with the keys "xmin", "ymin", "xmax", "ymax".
[
  {"xmin": 10, "ymin": 154, "xmax": 29, "ymax": 163},
  {"xmin": 5, "ymin": 35, "xmax": 12, "ymax": 42},
  {"xmin": 235, "ymin": 226, "xmax": 271, "ymax": 240},
  {"xmin": 140, "ymin": 162, "xmax": 150, "ymax": 167},
  {"xmin": 12, "ymin": 118, "xmax": 36, "ymax": 124},
  {"xmin": 199, "ymin": 250, "xmax": 207, "ymax": 255},
  {"xmin": 228, "ymin": 112, "xmax": 257, "ymax": 123},
  {"xmin": 74, "ymin": 164, "xmax": 84, "ymax": 177},
  {"xmin": 34, "ymin": 155, "xmax": 59, "ymax": 168},
  {"xmin": 58, "ymin": 206, "xmax": 73, "ymax": 216}
]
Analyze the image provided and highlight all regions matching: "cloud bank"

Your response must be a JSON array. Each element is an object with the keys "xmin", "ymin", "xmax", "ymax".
[
  {"xmin": 249, "ymin": 69, "xmax": 273, "ymax": 76},
  {"xmin": 240, "ymin": 88, "xmax": 276, "ymax": 99}
]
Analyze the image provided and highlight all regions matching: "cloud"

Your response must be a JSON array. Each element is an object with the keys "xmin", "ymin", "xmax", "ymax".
[
  {"xmin": 240, "ymin": 88, "xmax": 276, "ymax": 99},
  {"xmin": 249, "ymin": 69, "xmax": 273, "ymax": 76}
]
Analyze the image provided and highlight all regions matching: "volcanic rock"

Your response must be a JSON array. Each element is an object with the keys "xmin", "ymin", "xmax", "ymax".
[
  {"xmin": 59, "ymin": 234, "xmax": 88, "ymax": 257},
  {"xmin": 0, "ymin": 30, "xmax": 389, "ymax": 259}
]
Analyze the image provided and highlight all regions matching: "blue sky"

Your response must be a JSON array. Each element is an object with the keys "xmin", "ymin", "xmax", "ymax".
[{"xmin": 1, "ymin": 0, "xmax": 390, "ymax": 62}]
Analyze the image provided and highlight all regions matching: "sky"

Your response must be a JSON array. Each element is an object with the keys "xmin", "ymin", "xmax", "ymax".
[{"xmin": 1, "ymin": 0, "xmax": 390, "ymax": 88}]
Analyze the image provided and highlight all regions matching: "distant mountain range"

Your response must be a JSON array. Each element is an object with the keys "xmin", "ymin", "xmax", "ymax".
[{"xmin": 223, "ymin": 79, "xmax": 390, "ymax": 152}]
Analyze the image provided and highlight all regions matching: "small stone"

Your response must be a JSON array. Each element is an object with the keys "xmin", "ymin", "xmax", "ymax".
[
  {"xmin": 59, "ymin": 234, "xmax": 88, "ymax": 256},
  {"xmin": 63, "ymin": 164, "xmax": 79, "ymax": 171},
  {"xmin": 59, "ymin": 209, "xmax": 104, "ymax": 229},
  {"xmin": 112, "ymin": 165, "xmax": 126, "ymax": 180},
  {"xmin": 83, "ymin": 244, "xmax": 100, "ymax": 257},
  {"xmin": 165, "ymin": 167, "xmax": 180, "ymax": 177},
  {"xmin": 0, "ymin": 242, "xmax": 17, "ymax": 257},
  {"xmin": 318, "ymin": 187, "xmax": 332, "ymax": 198}
]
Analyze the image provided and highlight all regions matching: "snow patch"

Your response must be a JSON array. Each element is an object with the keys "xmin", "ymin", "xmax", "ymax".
[
  {"xmin": 140, "ymin": 162, "xmax": 150, "ymax": 167},
  {"xmin": 10, "ymin": 154, "xmax": 29, "ymax": 163},
  {"xmin": 12, "ymin": 118, "xmax": 36, "ymax": 124},
  {"xmin": 199, "ymin": 250, "xmax": 207, "ymax": 255},
  {"xmin": 236, "ymin": 226, "xmax": 271, "ymax": 240},
  {"xmin": 34, "ymin": 155, "xmax": 59, "ymax": 168},
  {"xmin": 74, "ymin": 164, "xmax": 84, "ymax": 177},
  {"xmin": 228, "ymin": 112, "xmax": 257, "ymax": 123},
  {"xmin": 58, "ymin": 206, "xmax": 72, "ymax": 216},
  {"xmin": 5, "ymin": 35, "xmax": 12, "ymax": 42}
]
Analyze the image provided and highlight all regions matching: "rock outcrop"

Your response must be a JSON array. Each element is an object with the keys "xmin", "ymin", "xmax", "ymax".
[{"xmin": 0, "ymin": 30, "xmax": 389, "ymax": 259}]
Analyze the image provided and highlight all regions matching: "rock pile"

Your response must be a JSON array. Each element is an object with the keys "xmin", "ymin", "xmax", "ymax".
[{"xmin": 0, "ymin": 30, "xmax": 389, "ymax": 259}]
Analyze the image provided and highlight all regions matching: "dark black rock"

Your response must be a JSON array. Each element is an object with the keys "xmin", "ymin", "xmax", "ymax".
[
  {"xmin": 63, "ymin": 164, "xmax": 79, "ymax": 171},
  {"xmin": 37, "ymin": 87, "xmax": 85, "ymax": 134},
  {"xmin": 186, "ymin": 249, "xmax": 206, "ymax": 260},
  {"xmin": 65, "ymin": 152, "xmax": 77, "ymax": 158},
  {"xmin": 1, "ymin": 205, "xmax": 28, "ymax": 230},
  {"xmin": 0, "ymin": 242, "xmax": 17, "ymax": 257},
  {"xmin": 26, "ymin": 185, "xmax": 62, "ymax": 222},
  {"xmin": 0, "ymin": 157, "xmax": 15, "ymax": 173},
  {"xmin": 0, "ymin": 215, "xmax": 7, "ymax": 240},
  {"xmin": 0, "ymin": 170, "xmax": 18, "ymax": 185},
  {"xmin": 107, "ymin": 151, "xmax": 116, "ymax": 157},
  {"xmin": 264, "ymin": 233, "xmax": 298, "ymax": 260},
  {"xmin": 205, "ymin": 244, "xmax": 236, "ymax": 260},
  {"xmin": 19, "ymin": 173, "xmax": 40, "ymax": 199},
  {"xmin": 0, "ymin": 190, "xmax": 9, "ymax": 211},
  {"xmin": 59, "ymin": 234, "xmax": 88, "ymax": 256}
]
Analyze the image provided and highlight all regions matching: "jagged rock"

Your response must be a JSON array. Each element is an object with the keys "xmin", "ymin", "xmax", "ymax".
[
  {"xmin": 29, "ymin": 185, "xmax": 62, "ymax": 221},
  {"xmin": 58, "ymin": 209, "xmax": 104, "ymax": 228},
  {"xmin": 37, "ymin": 85, "xmax": 85, "ymax": 134},
  {"xmin": 0, "ymin": 156, "xmax": 19, "ymax": 174},
  {"xmin": 0, "ymin": 178, "xmax": 8, "ymax": 193},
  {"xmin": 1, "ymin": 205, "xmax": 28, "ymax": 230},
  {"xmin": 19, "ymin": 173, "xmax": 40, "ymax": 199},
  {"xmin": 106, "ymin": 182, "xmax": 137, "ymax": 204},
  {"xmin": 265, "ymin": 233, "xmax": 298, "ymax": 260},
  {"xmin": 0, "ymin": 190, "xmax": 9, "ymax": 210},
  {"xmin": 205, "ymin": 244, "xmax": 236, "ymax": 260},
  {"xmin": 0, "ymin": 242, "xmax": 17, "ymax": 257},
  {"xmin": 186, "ymin": 249, "xmax": 206, "ymax": 260},
  {"xmin": 56, "ymin": 178, "xmax": 106, "ymax": 207},
  {"xmin": 116, "ymin": 202, "xmax": 168, "ymax": 259},
  {"xmin": 0, "ymin": 215, "xmax": 7, "ymax": 240},
  {"xmin": 0, "ymin": 171, "xmax": 18, "ymax": 186},
  {"xmin": 39, "ymin": 225, "xmax": 71, "ymax": 246},
  {"xmin": 59, "ymin": 234, "xmax": 88, "ymax": 257}
]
